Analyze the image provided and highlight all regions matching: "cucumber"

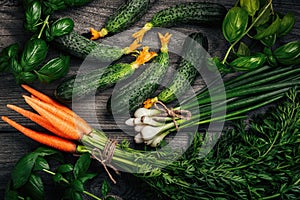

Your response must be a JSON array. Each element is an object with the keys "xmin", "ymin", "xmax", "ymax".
[
  {"xmin": 133, "ymin": 2, "xmax": 227, "ymax": 41},
  {"xmin": 54, "ymin": 47, "xmax": 157, "ymax": 102},
  {"xmin": 156, "ymin": 32, "xmax": 208, "ymax": 104},
  {"xmin": 53, "ymin": 30, "xmax": 139, "ymax": 62},
  {"xmin": 109, "ymin": 33, "xmax": 171, "ymax": 114},
  {"xmin": 90, "ymin": 0, "xmax": 151, "ymax": 39}
]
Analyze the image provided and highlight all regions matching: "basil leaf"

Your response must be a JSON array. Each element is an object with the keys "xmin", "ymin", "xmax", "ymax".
[
  {"xmin": 0, "ymin": 43, "xmax": 19, "ymax": 72},
  {"xmin": 18, "ymin": 71, "xmax": 37, "ymax": 84},
  {"xmin": 237, "ymin": 42, "xmax": 251, "ymax": 56},
  {"xmin": 260, "ymin": 34, "xmax": 276, "ymax": 47},
  {"xmin": 50, "ymin": 18, "xmax": 74, "ymax": 38},
  {"xmin": 33, "ymin": 157, "xmax": 50, "ymax": 171},
  {"xmin": 53, "ymin": 173, "xmax": 64, "ymax": 183},
  {"xmin": 24, "ymin": 1, "xmax": 42, "ymax": 33},
  {"xmin": 274, "ymin": 41, "xmax": 300, "ymax": 65},
  {"xmin": 56, "ymin": 164, "xmax": 74, "ymax": 174},
  {"xmin": 35, "ymin": 55, "xmax": 70, "ymax": 83},
  {"xmin": 34, "ymin": 146, "xmax": 60, "ymax": 157},
  {"xmin": 73, "ymin": 153, "xmax": 91, "ymax": 179},
  {"xmin": 72, "ymin": 179, "xmax": 84, "ymax": 192},
  {"xmin": 23, "ymin": 174, "xmax": 45, "ymax": 200},
  {"xmin": 222, "ymin": 7, "xmax": 249, "ymax": 43},
  {"xmin": 10, "ymin": 57, "xmax": 23, "ymax": 76},
  {"xmin": 278, "ymin": 12, "xmax": 295, "ymax": 37},
  {"xmin": 240, "ymin": 0, "xmax": 260, "ymax": 17},
  {"xmin": 21, "ymin": 38, "xmax": 48, "ymax": 72},
  {"xmin": 4, "ymin": 189, "xmax": 18, "ymax": 200},
  {"xmin": 101, "ymin": 180, "xmax": 109, "ymax": 197},
  {"xmin": 229, "ymin": 53, "xmax": 267, "ymax": 71},
  {"xmin": 11, "ymin": 152, "xmax": 39, "ymax": 189},
  {"xmin": 42, "ymin": 0, "xmax": 67, "ymax": 15},
  {"xmin": 78, "ymin": 173, "xmax": 97, "ymax": 184},
  {"xmin": 64, "ymin": 188, "xmax": 83, "ymax": 200},
  {"xmin": 254, "ymin": 5, "xmax": 271, "ymax": 27},
  {"xmin": 254, "ymin": 15, "xmax": 281, "ymax": 40}
]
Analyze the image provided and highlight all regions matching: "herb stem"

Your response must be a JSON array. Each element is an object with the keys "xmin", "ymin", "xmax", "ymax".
[
  {"xmin": 38, "ymin": 15, "xmax": 50, "ymax": 39},
  {"xmin": 83, "ymin": 191, "xmax": 103, "ymax": 200},
  {"xmin": 221, "ymin": 0, "xmax": 273, "ymax": 64}
]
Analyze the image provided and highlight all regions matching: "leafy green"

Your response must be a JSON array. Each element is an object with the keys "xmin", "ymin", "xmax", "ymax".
[
  {"xmin": 254, "ymin": 14, "xmax": 281, "ymax": 40},
  {"xmin": 240, "ymin": 0, "xmax": 260, "ymax": 16},
  {"xmin": 222, "ymin": 7, "xmax": 249, "ymax": 43},
  {"xmin": 20, "ymin": 38, "xmax": 48, "ymax": 72},
  {"xmin": 73, "ymin": 152, "xmax": 91, "ymax": 179},
  {"xmin": 24, "ymin": 0, "xmax": 42, "ymax": 33},
  {"xmin": 278, "ymin": 12, "xmax": 295, "ymax": 37}
]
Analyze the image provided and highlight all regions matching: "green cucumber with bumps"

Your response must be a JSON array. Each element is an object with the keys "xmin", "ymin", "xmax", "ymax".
[
  {"xmin": 53, "ymin": 30, "xmax": 138, "ymax": 62},
  {"xmin": 54, "ymin": 47, "xmax": 156, "ymax": 102},
  {"xmin": 91, "ymin": 0, "xmax": 152, "ymax": 39},
  {"xmin": 109, "ymin": 33, "xmax": 171, "ymax": 114},
  {"xmin": 157, "ymin": 32, "xmax": 208, "ymax": 103},
  {"xmin": 133, "ymin": 2, "xmax": 227, "ymax": 41}
]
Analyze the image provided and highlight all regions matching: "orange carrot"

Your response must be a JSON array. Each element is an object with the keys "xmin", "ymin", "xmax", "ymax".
[
  {"xmin": 2, "ymin": 116, "xmax": 77, "ymax": 153},
  {"xmin": 24, "ymin": 96, "xmax": 83, "ymax": 141},
  {"xmin": 21, "ymin": 85, "xmax": 92, "ymax": 134},
  {"xmin": 7, "ymin": 104, "xmax": 68, "ymax": 139}
]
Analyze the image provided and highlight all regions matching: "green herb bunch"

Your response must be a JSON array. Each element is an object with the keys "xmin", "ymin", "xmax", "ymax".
[
  {"xmin": 0, "ymin": 0, "xmax": 81, "ymax": 84},
  {"xmin": 140, "ymin": 89, "xmax": 300, "ymax": 199},
  {"xmin": 4, "ymin": 147, "xmax": 117, "ymax": 200},
  {"xmin": 215, "ymin": 0, "xmax": 300, "ymax": 72}
]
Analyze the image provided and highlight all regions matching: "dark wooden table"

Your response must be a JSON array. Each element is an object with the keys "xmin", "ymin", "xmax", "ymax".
[{"xmin": 1, "ymin": 0, "xmax": 299, "ymax": 199}]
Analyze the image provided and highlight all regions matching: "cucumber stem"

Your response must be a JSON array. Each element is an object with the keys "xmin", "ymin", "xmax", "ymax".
[
  {"xmin": 132, "ymin": 22, "xmax": 153, "ymax": 42},
  {"xmin": 221, "ymin": 0, "xmax": 273, "ymax": 64}
]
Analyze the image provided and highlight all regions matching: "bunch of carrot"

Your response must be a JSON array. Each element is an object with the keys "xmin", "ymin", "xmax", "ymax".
[
  {"xmin": 2, "ymin": 85, "xmax": 171, "ymax": 174},
  {"xmin": 2, "ymin": 84, "xmax": 92, "ymax": 153}
]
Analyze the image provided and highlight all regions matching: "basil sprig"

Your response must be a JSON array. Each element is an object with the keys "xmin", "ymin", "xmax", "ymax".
[{"xmin": 217, "ymin": 0, "xmax": 299, "ymax": 72}]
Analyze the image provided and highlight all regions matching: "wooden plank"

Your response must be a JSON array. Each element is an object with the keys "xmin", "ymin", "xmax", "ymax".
[{"xmin": 0, "ymin": 0, "xmax": 299, "ymax": 199}]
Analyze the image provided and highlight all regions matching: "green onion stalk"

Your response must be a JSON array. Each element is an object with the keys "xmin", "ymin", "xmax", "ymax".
[{"xmin": 126, "ymin": 65, "xmax": 300, "ymax": 147}]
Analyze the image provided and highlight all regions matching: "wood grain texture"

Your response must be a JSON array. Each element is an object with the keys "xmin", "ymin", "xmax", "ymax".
[{"xmin": 0, "ymin": 0, "xmax": 299, "ymax": 199}]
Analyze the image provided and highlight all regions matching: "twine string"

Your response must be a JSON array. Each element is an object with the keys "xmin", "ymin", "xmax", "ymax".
[{"xmin": 92, "ymin": 139, "xmax": 119, "ymax": 184}]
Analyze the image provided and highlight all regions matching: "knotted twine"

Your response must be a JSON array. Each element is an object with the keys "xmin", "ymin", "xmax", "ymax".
[{"xmin": 92, "ymin": 139, "xmax": 119, "ymax": 184}]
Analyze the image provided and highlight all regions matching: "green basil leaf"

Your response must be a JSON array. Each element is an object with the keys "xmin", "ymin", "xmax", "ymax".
[
  {"xmin": 73, "ymin": 153, "xmax": 91, "ymax": 179},
  {"xmin": 254, "ymin": 15, "xmax": 281, "ymax": 40},
  {"xmin": 24, "ymin": 1, "xmax": 42, "ymax": 33},
  {"xmin": 78, "ymin": 173, "xmax": 97, "ymax": 184},
  {"xmin": 240, "ymin": 0, "xmax": 260, "ymax": 17},
  {"xmin": 42, "ymin": 0, "xmax": 67, "ymax": 15},
  {"xmin": 45, "ymin": 28, "xmax": 54, "ymax": 42},
  {"xmin": 260, "ymin": 34, "xmax": 276, "ymax": 47},
  {"xmin": 35, "ymin": 55, "xmax": 70, "ymax": 83},
  {"xmin": 10, "ymin": 57, "xmax": 23, "ymax": 75},
  {"xmin": 229, "ymin": 53, "xmax": 267, "ymax": 71},
  {"xmin": 4, "ymin": 189, "xmax": 18, "ymax": 200},
  {"xmin": 237, "ymin": 42, "xmax": 251, "ymax": 56},
  {"xmin": 33, "ymin": 157, "xmax": 50, "ymax": 171},
  {"xmin": 0, "ymin": 43, "xmax": 19, "ymax": 72},
  {"xmin": 254, "ymin": 5, "xmax": 271, "ymax": 27},
  {"xmin": 222, "ymin": 7, "xmax": 249, "ymax": 43},
  {"xmin": 23, "ymin": 174, "xmax": 45, "ymax": 200},
  {"xmin": 34, "ymin": 146, "xmax": 60, "ymax": 157},
  {"xmin": 64, "ymin": 188, "xmax": 83, "ymax": 200},
  {"xmin": 53, "ymin": 173, "xmax": 64, "ymax": 183},
  {"xmin": 56, "ymin": 164, "xmax": 74, "ymax": 174},
  {"xmin": 11, "ymin": 152, "xmax": 39, "ymax": 189},
  {"xmin": 50, "ymin": 18, "xmax": 74, "ymax": 38},
  {"xmin": 21, "ymin": 38, "xmax": 48, "ymax": 72},
  {"xmin": 278, "ymin": 12, "xmax": 295, "ymax": 37},
  {"xmin": 274, "ymin": 41, "xmax": 300, "ymax": 65},
  {"xmin": 18, "ymin": 71, "xmax": 37, "ymax": 84},
  {"xmin": 71, "ymin": 179, "xmax": 84, "ymax": 192},
  {"xmin": 101, "ymin": 180, "xmax": 109, "ymax": 197}
]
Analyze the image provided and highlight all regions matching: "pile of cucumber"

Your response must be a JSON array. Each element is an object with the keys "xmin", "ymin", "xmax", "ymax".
[{"xmin": 54, "ymin": 0, "xmax": 227, "ymax": 113}]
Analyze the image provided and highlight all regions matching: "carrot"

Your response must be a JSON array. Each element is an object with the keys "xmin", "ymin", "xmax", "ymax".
[
  {"xmin": 1, "ymin": 116, "xmax": 77, "ymax": 153},
  {"xmin": 21, "ymin": 84, "xmax": 92, "ymax": 134},
  {"xmin": 7, "ymin": 104, "xmax": 67, "ymax": 139},
  {"xmin": 23, "ymin": 96, "xmax": 83, "ymax": 141}
]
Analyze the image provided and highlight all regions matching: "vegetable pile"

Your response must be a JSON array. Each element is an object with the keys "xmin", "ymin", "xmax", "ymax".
[{"xmin": 1, "ymin": 0, "xmax": 300, "ymax": 199}]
